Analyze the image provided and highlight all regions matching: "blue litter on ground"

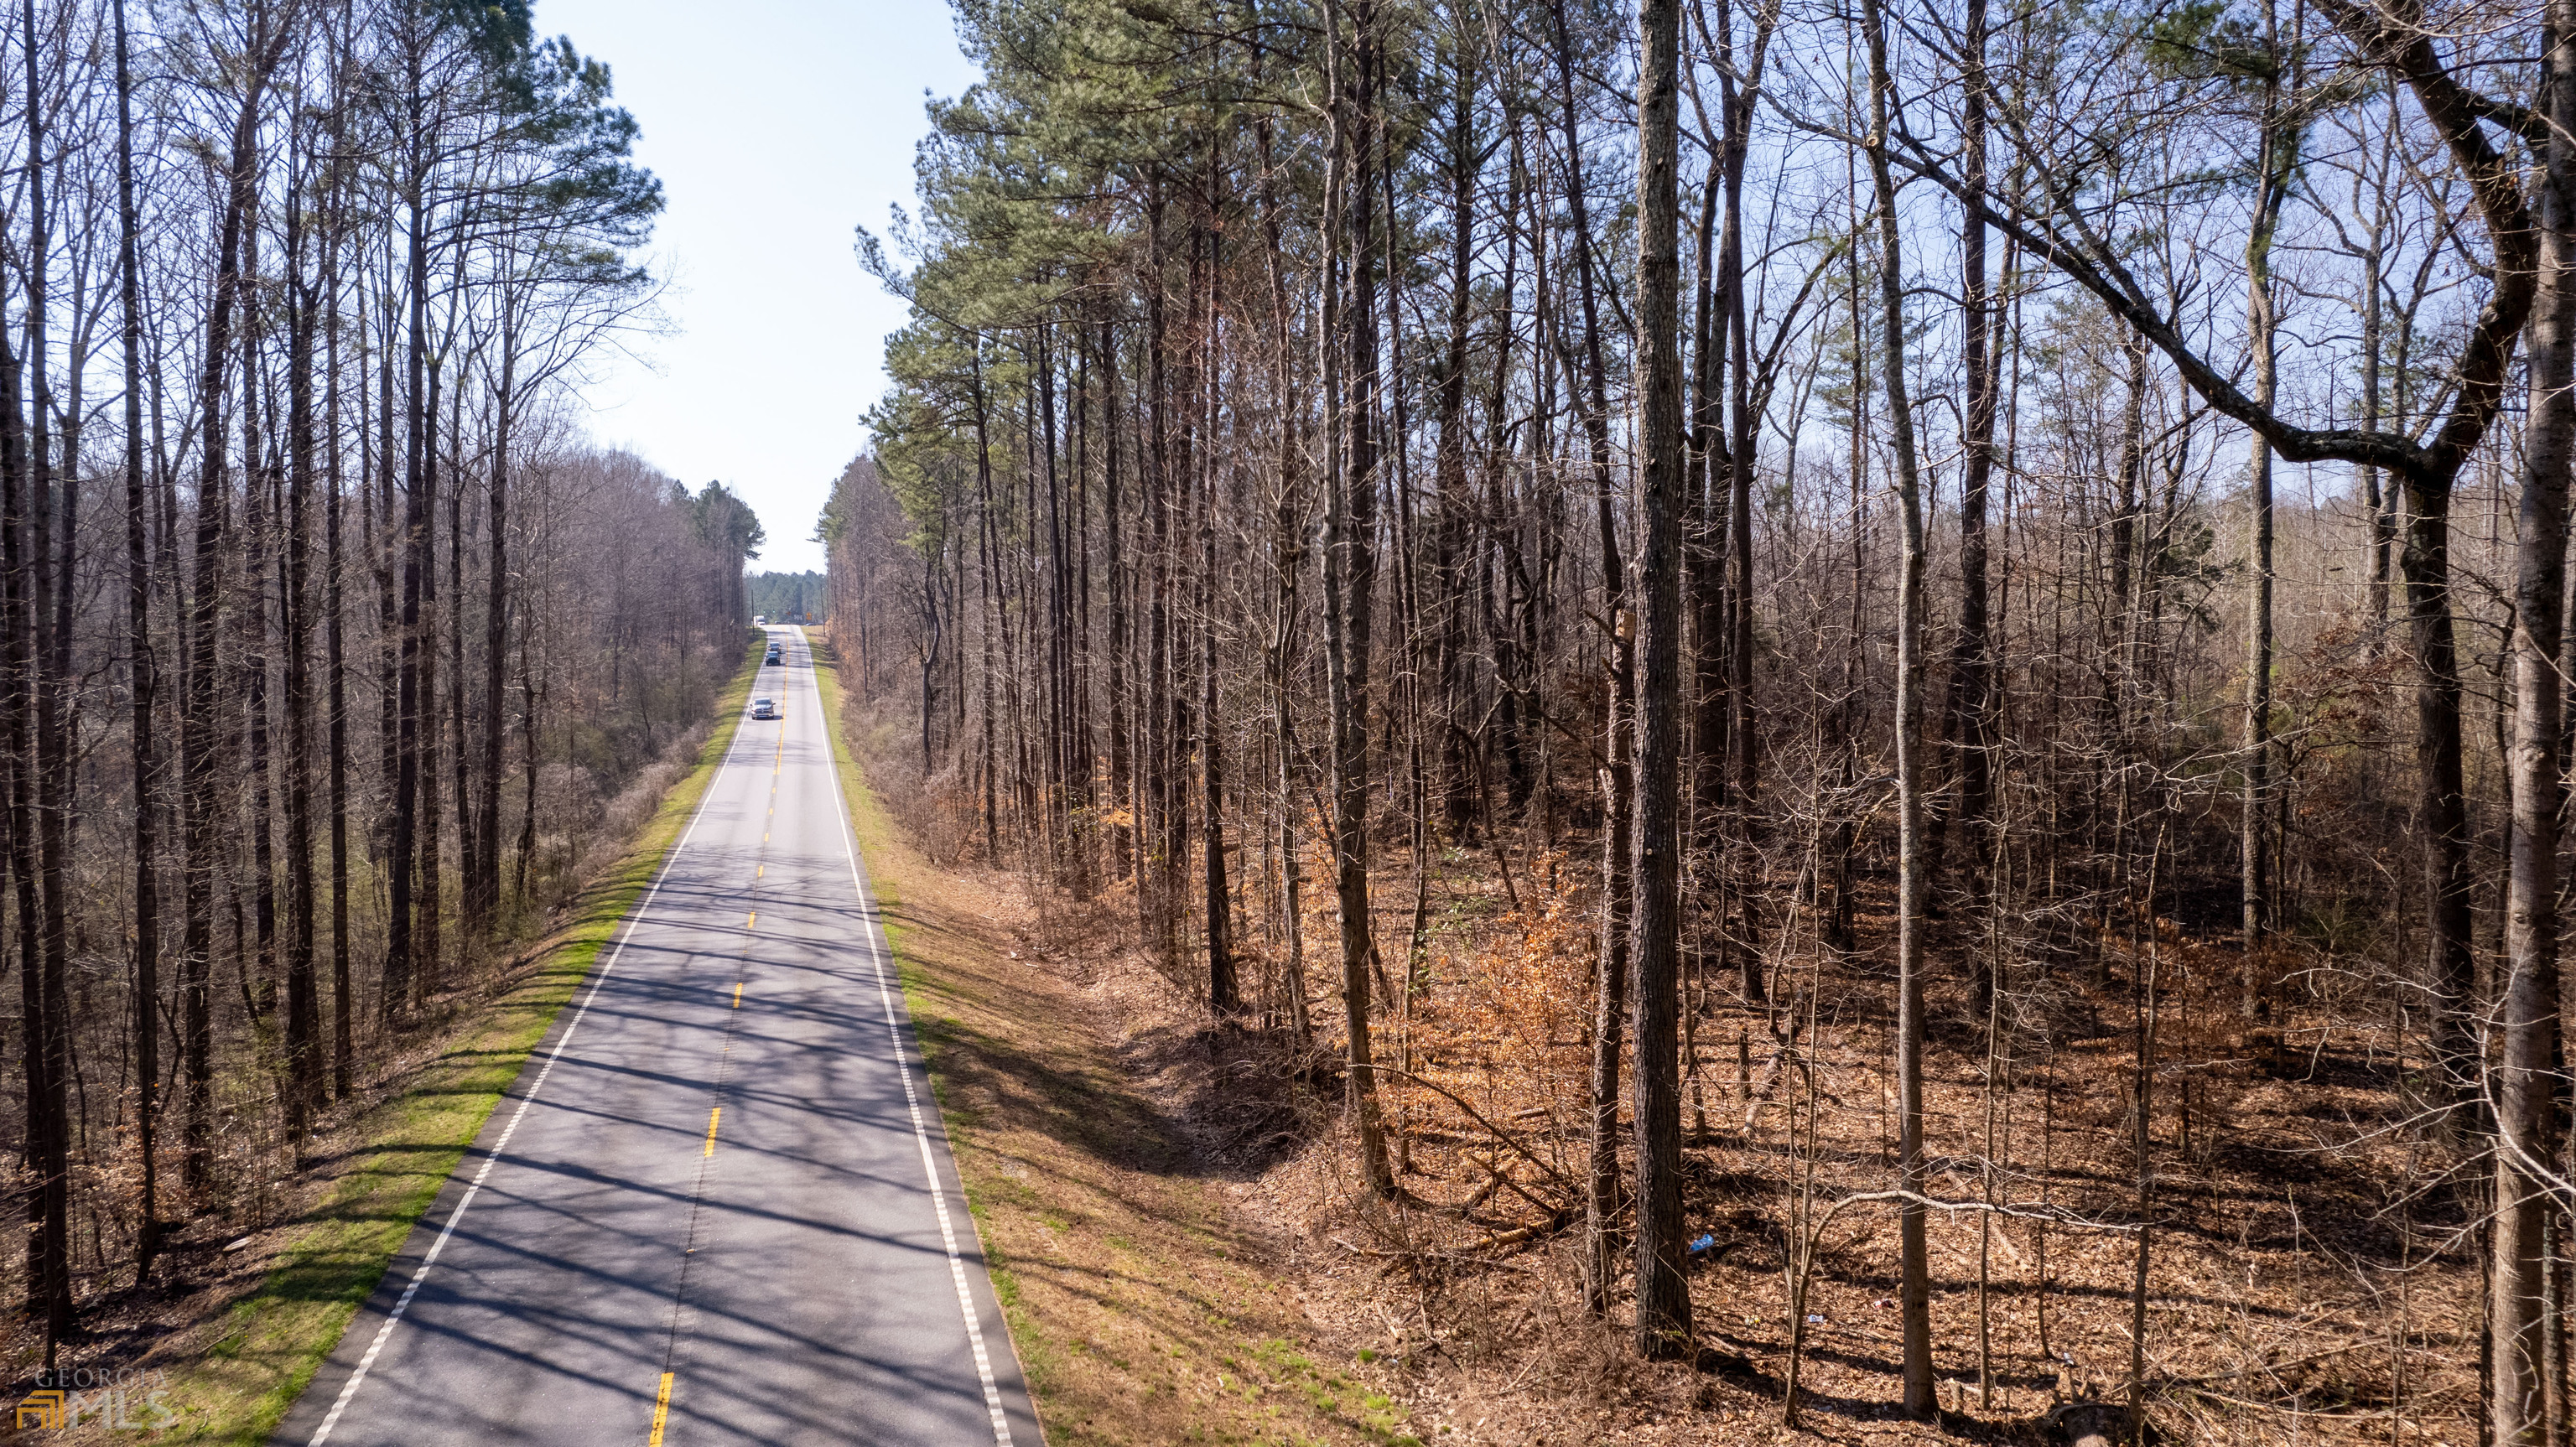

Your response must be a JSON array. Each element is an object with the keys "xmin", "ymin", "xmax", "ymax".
[{"xmin": 1687, "ymin": 1234, "xmax": 1716, "ymax": 1255}]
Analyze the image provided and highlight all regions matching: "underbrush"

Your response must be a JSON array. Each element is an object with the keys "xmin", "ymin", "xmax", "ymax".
[{"xmin": 826, "ymin": 663, "xmax": 2467, "ymax": 1443}]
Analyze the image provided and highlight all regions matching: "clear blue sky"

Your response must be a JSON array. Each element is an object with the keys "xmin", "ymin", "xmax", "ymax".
[{"xmin": 532, "ymin": 0, "xmax": 981, "ymax": 572}]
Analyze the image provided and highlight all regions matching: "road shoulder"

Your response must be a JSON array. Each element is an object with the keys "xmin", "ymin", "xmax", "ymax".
[{"xmin": 812, "ymin": 645, "xmax": 1420, "ymax": 1447}]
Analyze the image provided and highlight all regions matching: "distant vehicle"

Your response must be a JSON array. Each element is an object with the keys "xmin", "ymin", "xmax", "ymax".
[
  {"xmin": 766, "ymin": 647, "xmax": 782, "ymax": 665},
  {"xmin": 751, "ymin": 698, "xmax": 776, "ymax": 720},
  {"xmin": 753, "ymin": 615, "xmax": 766, "ymax": 625}
]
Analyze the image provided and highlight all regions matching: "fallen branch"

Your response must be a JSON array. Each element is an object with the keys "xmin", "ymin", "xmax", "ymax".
[
  {"xmin": 2152, "ymin": 1338, "xmax": 2387, "ymax": 1389},
  {"xmin": 1330, "ymin": 1233, "xmax": 1545, "ymax": 1272},
  {"xmin": 1457, "ymin": 1149, "xmax": 1565, "ymax": 1221},
  {"xmin": 1804, "ymin": 1188, "xmax": 2142, "ymax": 1240},
  {"xmin": 1480, "ymin": 1211, "xmax": 1573, "ymax": 1249},
  {"xmin": 2161, "ymin": 1382, "xmax": 2406, "ymax": 1422},
  {"xmin": 1458, "ymin": 1159, "xmax": 1504, "ymax": 1214},
  {"xmin": 1370, "ymin": 1065, "xmax": 1571, "ymax": 1188}
]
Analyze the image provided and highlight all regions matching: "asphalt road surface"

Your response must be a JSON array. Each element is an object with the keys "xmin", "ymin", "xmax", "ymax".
[{"xmin": 275, "ymin": 626, "xmax": 1039, "ymax": 1446}]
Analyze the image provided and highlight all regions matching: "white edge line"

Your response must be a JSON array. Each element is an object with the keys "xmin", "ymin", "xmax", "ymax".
[
  {"xmin": 806, "ymin": 627, "xmax": 1017, "ymax": 1447},
  {"xmin": 304, "ymin": 665, "xmax": 760, "ymax": 1446}
]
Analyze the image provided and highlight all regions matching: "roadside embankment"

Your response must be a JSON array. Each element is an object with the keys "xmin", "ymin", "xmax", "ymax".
[{"xmin": 812, "ymin": 642, "xmax": 1423, "ymax": 1447}]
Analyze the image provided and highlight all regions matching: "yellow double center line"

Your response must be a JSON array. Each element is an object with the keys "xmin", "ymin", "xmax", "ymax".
[
  {"xmin": 700, "ymin": 729, "xmax": 782, "ymax": 1161},
  {"xmin": 647, "ymin": 1372, "xmax": 675, "ymax": 1446}
]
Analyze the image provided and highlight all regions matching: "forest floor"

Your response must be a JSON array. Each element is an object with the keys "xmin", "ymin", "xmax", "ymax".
[
  {"xmin": 837, "ymin": 739, "xmax": 2480, "ymax": 1441},
  {"xmin": 6, "ymin": 640, "xmax": 763, "ymax": 1444},
  {"xmin": 1226, "ymin": 887, "xmax": 2484, "ymax": 1447},
  {"xmin": 882, "ymin": 859, "xmax": 2480, "ymax": 1446}
]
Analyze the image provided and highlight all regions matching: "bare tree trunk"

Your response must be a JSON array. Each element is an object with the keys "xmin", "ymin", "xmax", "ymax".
[
  {"xmin": 243, "ymin": 307, "xmax": 278, "ymax": 1028},
  {"xmin": 326, "ymin": 243, "xmax": 353, "ymax": 1103},
  {"xmin": 2492, "ymin": 7, "xmax": 2576, "ymax": 1437},
  {"xmin": 1686, "ymin": 143, "xmax": 1727, "ymax": 837},
  {"xmin": 918, "ymin": 546, "xmax": 941, "ymax": 774},
  {"xmin": 18, "ymin": 0, "xmax": 71, "ymax": 1344},
  {"xmin": 1161, "ymin": 216, "xmax": 1195, "ymax": 970},
  {"xmin": 1322, "ymin": 0, "xmax": 1394, "ymax": 1197},
  {"xmin": 1103, "ymin": 321, "xmax": 1130, "ymax": 880},
  {"xmin": 1432, "ymin": 40, "xmax": 1476, "ymax": 838},
  {"xmin": 1202, "ymin": 401, "xmax": 1235, "ymax": 1015},
  {"xmin": 385, "ymin": 51, "xmax": 429, "ymax": 1021},
  {"xmin": 972, "ymin": 344, "xmax": 1000, "ymax": 863},
  {"xmin": 2241, "ymin": 1, "xmax": 2293, "ymax": 997},
  {"xmin": 418, "ymin": 347, "xmax": 445, "ymax": 996},
  {"xmin": 1718, "ymin": 39, "xmax": 1761, "ymax": 1006},
  {"xmin": 179, "ymin": 4, "xmax": 272, "ymax": 1195},
  {"xmin": 445, "ymin": 369, "xmax": 472, "ymax": 958},
  {"xmin": 2128, "ymin": 851, "xmax": 2162, "ymax": 1446},
  {"xmin": 283, "ymin": 186, "xmax": 320, "ymax": 1144},
  {"xmin": 1255, "ymin": 121, "xmax": 1311, "ymax": 1045},
  {"xmin": 2411, "ymin": 480, "xmax": 2476, "ymax": 1135},
  {"xmin": 2111, "ymin": 336, "xmax": 2147, "ymax": 648},
  {"xmin": 112, "ymin": 0, "xmax": 161, "ymax": 1280},
  {"xmin": 1145, "ymin": 184, "xmax": 1174, "ymax": 952},
  {"xmin": 1940, "ymin": 0, "xmax": 1998, "ymax": 997},
  {"xmin": 0, "ymin": 211, "xmax": 68, "ymax": 1354},
  {"xmin": 1629, "ymin": 0, "xmax": 1691, "ymax": 1356},
  {"xmin": 2363, "ymin": 100, "xmax": 2394, "ymax": 643},
  {"xmin": 0, "ymin": 321, "xmax": 54, "ymax": 1340},
  {"xmin": 475, "ymin": 347, "xmax": 513, "ymax": 936},
  {"xmin": 371, "ymin": 259, "xmax": 397, "ymax": 906},
  {"xmin": 1862, "ymin": 0, "xmax": 1934, "ymax": 1412},
  {"xmin": 1547, "ymin": 0, "xmax": 1637, "ymax": 1314}
]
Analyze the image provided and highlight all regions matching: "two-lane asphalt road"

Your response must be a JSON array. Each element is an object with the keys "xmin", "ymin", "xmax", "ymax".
[{"xmin": 276, "ymin": 627, "xmax": 1039, "ymax": 1446}]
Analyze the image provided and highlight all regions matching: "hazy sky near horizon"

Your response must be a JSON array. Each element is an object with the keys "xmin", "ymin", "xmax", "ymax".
[{"xmin": 532, "ymin": 0, "xmax": 982, "ymax": 573}]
